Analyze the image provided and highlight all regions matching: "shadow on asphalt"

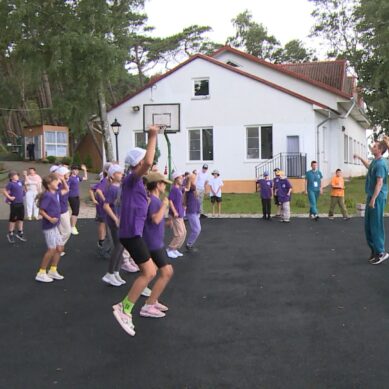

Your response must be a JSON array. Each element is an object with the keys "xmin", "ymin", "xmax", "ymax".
[{"xmin": 1, "ymin": 218, "xmax": 389, "ymax": 388}]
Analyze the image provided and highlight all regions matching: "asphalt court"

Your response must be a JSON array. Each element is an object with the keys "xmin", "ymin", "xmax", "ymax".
[{"xmin": 1, "ymin": 217, "xmax": 389, "ymax": 389}]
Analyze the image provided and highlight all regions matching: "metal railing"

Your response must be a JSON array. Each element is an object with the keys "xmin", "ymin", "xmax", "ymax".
[{"xmin": 255, "ymin": 152, "xmax": 307, "ymax": 179}]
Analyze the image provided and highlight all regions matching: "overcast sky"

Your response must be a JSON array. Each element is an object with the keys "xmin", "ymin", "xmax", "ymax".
[{"xmin": 144, "ymin": 0, "xmax": 317, "ymax": 48}]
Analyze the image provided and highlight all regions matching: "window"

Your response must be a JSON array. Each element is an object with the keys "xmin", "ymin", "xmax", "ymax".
[
  {"xmin": 193, "ymin": 78, "xmax": 209, "ymax": 97},
  {"xmin": 226, "ymin": 60, "xmax": 239, "ymax": 67},
  {"xmin": 188, "ymin": 128, "xmax": 213, "ymax": 161},
  {"xmin": 323, "ymin": 126, "xmax": 329, "ymax": 161},
  {"xmin": 246, "ymin": 126, "xmax": 273, "ymax": 159},
  {"xmin": 44, "ymin": 131, "xmax": 68, "ymax": 157},
  {"xmin": 134, "ymin": 131, "xmax": 147, "ymax": 148},
  {"xmin": 344, "ymin": 135, "xmax": 348, "ymax": 163},
  {"xmin": 348, "ymin": 137, "xmax": 353, "ymax": 164},
  {"xmin": 354, "ymin": 140, "xmax": 357, "ymax": 164}
]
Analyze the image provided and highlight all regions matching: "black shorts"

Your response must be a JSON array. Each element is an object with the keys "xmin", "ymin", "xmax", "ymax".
[
  {"xmin": 211, "ymin": 196, "xmax": 222, "ymax": 203},
  {"xmin": 274, "ymin": 195, "xmax": 281, "ymax": 206},
  {"xmin": 150, "ymin": 248, "xmax": 170, "ymax": 269},
  {"xmin": 9, "ymin": 203, "xmax": 24, "ymax": 222},
  {"xmin": 95, "ymin": 211, "xmax": 105, "ymax": 223},
  {"xmin": 68, "ymin": 196, "xmax": 80, "ymax": 216},
  {"xmin": 120, "ymin": 236, "xmax": 150, "ymax": 265}
]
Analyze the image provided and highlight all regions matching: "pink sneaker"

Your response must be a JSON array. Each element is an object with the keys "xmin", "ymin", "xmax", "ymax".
[
  {"xmin": 112, "ymin": 307, "xmax": 136, "ymax": 336},
  {"xmin": 140, "ymin": 304, "xmax": 166, "ymax": 318},
  {"xmin": 121, "ymin": 258, "xmax": 139, "ymax": 273},
  {"xmin": 154, "ymin": 301, "xmax": 169, "ymax": 312}
]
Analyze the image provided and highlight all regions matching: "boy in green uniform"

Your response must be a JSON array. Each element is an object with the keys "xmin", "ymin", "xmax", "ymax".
[{"xmin": 355, "ymin": 140, "xmax": 389, "ymax": 264}]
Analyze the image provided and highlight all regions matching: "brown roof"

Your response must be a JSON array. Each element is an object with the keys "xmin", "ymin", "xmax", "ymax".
[{"xmin": 109, "ymin": 54, "xmax": 336, "ymax": 113}]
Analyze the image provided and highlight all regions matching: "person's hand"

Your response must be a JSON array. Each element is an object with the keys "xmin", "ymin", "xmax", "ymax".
[
  {"xmin": 369, "ymin": 198, "xmax": 375, "ymax": 208},
  {"xmin": 92, "ymin": 199, "xmax": 99, "ymax": 205},
  {"xmin": 50, "ymin": 217, "xmax": 59, "ymax": 224},
  {"xmin": 115, "ymin": 217, "xmax": 120, "ymax": 228},
  {"xmin": 23, "ymin": 170, "xmax": 27, "ymax": 176},
  {"xmin": 81, "ymin": 164, "xmax": 87, "ymax": 170},
  {"xmin": 353, "ymin": 154, "xmax": 359, "ymax": 160},
  {"xmin": 9, "ymin": 196, "xmax": 15, "ymax": 201},
  {"xmin": 148, "ymin": 125, "xmax": 159, "ymax": 135},
  {"xmin": 173, "ymin": 210, "xmax": 178, "ymax": 218}
]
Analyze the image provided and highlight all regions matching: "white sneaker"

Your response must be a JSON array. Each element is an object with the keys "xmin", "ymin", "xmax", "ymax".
[
  {"xmin": 166, "ymin": 249, "xmax": 178, "ymax": 259},
  {"xmin": 35, "ymin": 272, "xmax": 54, "ymax": 283},
  {"xmin": 47, "ymin": 270, "xmax": 64, "ymax": 280},
  {"xmin": 71, "ymin": 226, "xmax": 79, "ymax": 235},
  {"xmin": 141, "ymin": 287, "xmax": 152, "ymax": 297},
  {"xmin": 102, "ymin": 273, "xmax": 122, "ymax": 286},
  {"xmin": 60, "ymin": 252, "xmax": 66, "ymax": 257},
  {"xmin": 114, "ymin": 272, "xmax": 126, "ymax": 285},
  {"xmin": 174, "ymin": 250, "xmax": 183, "ymax": 257}
]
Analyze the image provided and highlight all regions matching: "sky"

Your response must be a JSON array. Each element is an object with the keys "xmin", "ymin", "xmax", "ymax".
[{"xmin": 144, "ymin": 0, "xmax": 318, "ymax": 48}]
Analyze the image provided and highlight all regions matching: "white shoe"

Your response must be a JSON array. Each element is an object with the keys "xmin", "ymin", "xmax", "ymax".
[
  {"xmin": 114, "ymin": 272, "xmax": 126, "ymax": 285},
  {"xmin": 60, "ymin": 252, "xmax": 66, "ymax": 257},
  {"xmin": 166, "ymin": 249, "xmax": 178, "ymax": 259},
  {"xmin": 174, "ymin": 250, "xmax": 183, "ymax": 257},
  {"xmin": 141, "ymin": 287, "xmax": 152, "ymax": 297},
  {"xmin": 71, "ymin": 226, "xmax": 79, "ymax": 235},
  {"xmin": 35, "ymin": 272, "xmax": 54, "ymax": 283},
  {"xmin": 47, "ymin": 270, "xmax": 64, "ymax": 280},
  {"xmin": 102, "ymin": 273, "xmax": 122, "ymax": 286}
]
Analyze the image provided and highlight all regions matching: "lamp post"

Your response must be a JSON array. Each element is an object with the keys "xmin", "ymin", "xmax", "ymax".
[{"xmin": 110, "ymin": 118, "xmax": 121, "ymax": 162}]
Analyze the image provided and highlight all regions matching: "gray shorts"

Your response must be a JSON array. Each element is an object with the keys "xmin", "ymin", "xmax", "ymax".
[{"xmin": 43, "ymin": 226, "xmax": 63, "ymax": 249}]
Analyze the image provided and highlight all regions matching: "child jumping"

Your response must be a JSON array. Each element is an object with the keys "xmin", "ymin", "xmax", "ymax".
[
  {"xmin": 3, "ymin": 171, "xmax": 27, "ymax": 243},
  {"xmin": 35, "ymin": 173, "xmax": 67, "ymax": 283},
  {"xmin": 166, "ymin": 172, "xmax": 186, "ymax": 259}
]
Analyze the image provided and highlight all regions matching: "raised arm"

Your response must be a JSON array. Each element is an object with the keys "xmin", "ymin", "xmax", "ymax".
[
  {"xmin": 354, "ymin": 154, "xmax": 370, "ymax": 169},
  {"xmin": 133, "ymin": 125, "xmax": 159, "ymax": 177}
]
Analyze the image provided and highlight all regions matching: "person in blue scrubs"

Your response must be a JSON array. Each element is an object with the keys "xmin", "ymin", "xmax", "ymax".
[
  {"xmin": 305, "ymin": 161, "xmax": 323, "ymax": 220},
  {"xmin": 355, "ymin": 140, "xmax": 389, "ymax": 265}
]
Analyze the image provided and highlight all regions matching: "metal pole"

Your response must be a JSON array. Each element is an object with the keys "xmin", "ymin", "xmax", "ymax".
[
  {"xmin": 115, "ymin": 133, "xmax": 119, "ymax": 162},
  {"xmin": 164, "ymin": 131, "xmax": 172, "ymax": 179}
]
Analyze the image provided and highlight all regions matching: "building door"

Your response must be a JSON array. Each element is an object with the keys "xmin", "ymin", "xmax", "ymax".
[{"xmin": 286, "ymin": 136, "xmax": 300, "ymax": 177}]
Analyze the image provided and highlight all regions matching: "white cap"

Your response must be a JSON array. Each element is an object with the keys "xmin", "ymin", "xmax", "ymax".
[
  {"xmin": 172, "ymin": 171, "xmax": 182, "ymax": 180},
  {"xmin": 56, "ymin": 166, "xmax": 70, "ymax": 176},
  {"xmin": 124, "ymin": 147, "xmax": 146, "ymax": 167},
  {"xmin": 49, "ymin": 165, "xmax": 59, "ymax": 173},
  {"xmin": 103, "ymin": 162, "xmax": 111, "ymax": 173},
  {"xmin": 108, "ymin": 164, "xmax": 124, "ymax": 177}
]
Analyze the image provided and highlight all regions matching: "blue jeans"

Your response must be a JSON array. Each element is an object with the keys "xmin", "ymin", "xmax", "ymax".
[
  {"xmin": 308, "ymin": 190, "xmax": 320, "ymax": 215},
  {"xmin": 365, "ymin": 194, "xmax": 386, "ymax": 254},
  {"xmin": 186, "ymin": 213, "xmax": 201, "ymax": 247}
]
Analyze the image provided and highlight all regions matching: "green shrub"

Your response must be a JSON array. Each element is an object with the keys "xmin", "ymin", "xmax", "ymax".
[
  {"xmin": 61, "ymin": 156, "xmax": 72, "ymax": 165},
  {"xmin": 345, "ymin": 198, "xmax": 356, "ymax": 209},
  {"xmin": 47, "ymin": 155, "xmax": 57, "ymax": 164},
  {"xmin": 294, "ymin": 198, "xmax": 306, "ymax": 208},
  {"xmin": 84, "ymin": 154, "xmax": 93, "ymax": 169},
  {"xmin": 72, "ymin": 152, "xmax": 81, "ymax": 167}
]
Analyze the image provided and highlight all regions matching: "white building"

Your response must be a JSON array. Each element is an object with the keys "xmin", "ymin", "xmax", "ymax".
[{"xmin": 107, "ymin": 46, "xmax": 370, "ymax": 193}]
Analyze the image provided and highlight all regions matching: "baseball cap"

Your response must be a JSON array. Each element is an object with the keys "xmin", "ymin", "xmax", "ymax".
[
  {"xmin": 49, "ymin": 165, "xmax": 59, "ymax": 173},
  {"xmin": 202, "ymin": 164, "xmax": 208, "ymax": 169},
  {"xmin": 212, "ymin": 169, "xmax": 220, "ymax": 175},
  {"xmin": 125, "ymin": 147, "xmax": 146, "ymax": 167},
  {"xmin": 172, "ymin": 171, "xmax": 182, "ymax": 180},
  {"xmin": 108, "ymin": 164, "xmax": 124, "ymax": 177},
  {"xmin": 264, "ymin": 171, "xmax": 269, "ymax": 176},
  {"xmin": 103, "ymin": 162, "xmax": 112, "ymax": 173},
  {"xmin": 56, "ymin": 166, "xmax": 70, "ymax": 176},
  {"xmin": 146, "ymin": 172, "xmax": 172, "ymax": 184}
]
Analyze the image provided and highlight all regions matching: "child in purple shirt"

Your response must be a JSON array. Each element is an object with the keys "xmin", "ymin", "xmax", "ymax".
[
  {"xmin": 35, "ymin": 173, "xmax": 67, "ymax": 283},
  {"xmin": 277, "ymin": 171, "xmax": 293, "ymax": 223},
  {"xmin": 185, "ymin": 172, "xmax": 201, "ymax": 251},
  {"xmin": 68, "ymin": 164, "xmax": 88, "ymax": 235},
  {"xmin": 257, "ymin": 171, "xmax": 273, "ymax": 220},
  {"xmin": 3, "ymin": 171, "xmax": 26, "ymax": 243},
  {"xmin": 113, "ymin": 125, "xmax": 166, "ymax": 336}
]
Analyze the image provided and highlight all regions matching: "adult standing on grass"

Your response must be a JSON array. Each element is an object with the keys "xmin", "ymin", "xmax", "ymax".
[
  {"xmin": 354, "ymin": 140, "xmax": 389, "ymax": 265},
  {"xmin": 305, "ymin": 161, "xmax": 323, "ymax": 220},
  {"xmin": 196, "ymin": 164, "xmax": 210, "ymax": 218}
]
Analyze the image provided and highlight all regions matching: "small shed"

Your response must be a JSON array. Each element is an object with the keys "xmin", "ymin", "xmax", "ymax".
[{"xmin": 23, "ymin": 125, "xmax": 69, "ymax": 160}]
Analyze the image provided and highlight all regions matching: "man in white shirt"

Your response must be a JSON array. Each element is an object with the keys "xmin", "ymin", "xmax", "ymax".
[{"xmin": 196, "ymin": 164, "xmax": 210, "ymax": 217}]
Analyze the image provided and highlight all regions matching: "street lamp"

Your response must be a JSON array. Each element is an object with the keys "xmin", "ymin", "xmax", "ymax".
[{"xmin": 110, "ymin": 118, "xmax": 121, "ymax": 162}]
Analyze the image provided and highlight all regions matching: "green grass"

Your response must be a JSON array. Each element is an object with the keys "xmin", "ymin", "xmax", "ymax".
[{"xmin": 203, "ymin": 176, "xmax": 378, "ymax": 215}]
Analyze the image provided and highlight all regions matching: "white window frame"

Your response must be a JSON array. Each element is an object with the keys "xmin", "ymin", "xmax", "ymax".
[
  {"xmin": 323, "ymin": 126, "xmax": 329, "ymax": 162},
  {"xmin": 192, "ymin": 77, "xmax": 210, "ymax": 99},
  {"xmin": 188, "ymin": 127, "xmax": 213, "ymax": 162},
  {"xmin": 245, "ymin": 125, "xmax": 273, "ymax": 161},
  {"xmin": 344, "ymin": 134, "xmax": 349, "ymax": 164},
  {"xmin": 44, "ymin": 130, "xmax": 68, "ymax": 157}
]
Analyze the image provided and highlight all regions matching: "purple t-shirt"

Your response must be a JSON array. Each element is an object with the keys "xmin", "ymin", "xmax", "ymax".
[
  {"xmin": 257, "ymin": 179, "xmax": 273, "ymax": 199},
  {"xmin": 277, "ymin": 179, "xmax": 292, "ymax": 203},
  {"xmin": 143, "ymin": 195, "xmax": 165, "ymax": 251},
  {"xmin": 6, "ymin": 181, "xmax": 24, "ymax": 204},
  {"xmin": 273, "ymin": 177, "xmax": 281, "ymax": 193},
  {"xmin": 40, "ymin": 191, "xmax": 61, "ymax": 230},
  {"xmin": 91, "ymin": 177, "xmax": 108, "ymax": 218},
  {"xmin": 68, "ymin": 175, "xmax": 83, "ymax": 197},
  {"xmin": 186, "ymin": 185, "xmax": 200, "ymax": 214},
  {"xmin": 58, "ymin": 183, "xmax": 69, "ymax": 214},
  {"xmin": 104, "ymin": 183, "xmax": 120, "ymax": 225},
  {"xmin": 169, "ymin": 186, "xmax": 184, "ymax": 218},
  {"xmin": 119, "ymin": 172, "xmax": 148, "ymax": 239}
]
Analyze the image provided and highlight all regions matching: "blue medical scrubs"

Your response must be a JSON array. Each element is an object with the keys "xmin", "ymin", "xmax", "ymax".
[
  {"xmin": 365, "ymin": 158, "xmax": 388, "ymax": 254},
  {"xmin": 305, "ymin": 169, "xmax": 323, "ymax": 216}
]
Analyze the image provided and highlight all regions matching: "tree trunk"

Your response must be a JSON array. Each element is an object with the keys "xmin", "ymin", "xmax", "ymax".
[{"xmin": 98, "ymin": 83, "xmax": 114, "ymax": 162}]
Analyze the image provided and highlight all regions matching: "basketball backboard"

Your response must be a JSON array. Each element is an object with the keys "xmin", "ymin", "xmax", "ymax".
[{"xmin": 143, "ymin": 104, "xmax": 180, "ymax": 133}]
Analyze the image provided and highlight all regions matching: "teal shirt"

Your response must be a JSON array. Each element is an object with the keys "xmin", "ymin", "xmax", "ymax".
[
  {"xmin": 305, "ymin": 169, "xmax": 323, "ymax": 192},
  {"xmin": 365, "ymin": 158, "xmax": 388, "ymax": 198}
]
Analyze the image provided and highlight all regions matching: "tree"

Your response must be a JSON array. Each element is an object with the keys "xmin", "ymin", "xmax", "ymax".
[
  {"xmin": 274, "ymin": 39, "xmax": 317, "ymax": 63},
  {"xmin": 227, "ymin": 10, "xmax": 281, "ymax": 61}
]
